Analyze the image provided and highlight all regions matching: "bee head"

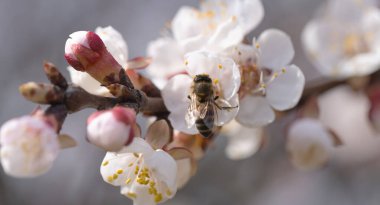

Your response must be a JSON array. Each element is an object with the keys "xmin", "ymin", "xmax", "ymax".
[{"xmin": 194, "ymin": 74, "xmax": 212, "ymax": 83}]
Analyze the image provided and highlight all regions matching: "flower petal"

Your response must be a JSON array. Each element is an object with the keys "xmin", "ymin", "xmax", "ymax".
[
  {"xmin": 100, "ymin": 152, "xmax": 136, "ymax": 186},
  {"xmin": 95, "ymin": 26, "xmax": 128, "ymax": 68},
  {"xmin": 215, "ymin": 93, "xmax": 239, "ymax": 126},
  {"xmin": 258, "ymin": 29, "xmax": 295, "ymax": 70},
  {"xmin": 67, "ymin": 66, "xmax": 111, "ymax": 97},
  {"xmin": 266, "ymin": 64, "xmax": 305, "ymax": 111},
  {"xmin": 175, "ymin": 158, "xmax": 192, "ymax": 189},
  {"xmin": 122, "ymin": 137, "xmax": 154, "ymax": 156},
  {"xmin": 162, "ymin": 74, "xmax": 192, "ymax": 112},
  {"xmin": 236, "ymin": 96, "xmax": 275, "ymax": 127},
  {"xmin": 171, "ymin": 6, "xmax": 207, "ymax": 42},
  {"xmin": 207, "ymin": 16, "xmax": 244, "ymax": 52},
  {"xmin": 146, "ymin": 37, "xmax": 186, "ymax": 81},
  {"xmin": 145, "ymin": 120, "xmax": 171, "ymax": 150},
  {"xmin": 144, "ymin": 149, "xmax": 178, "ymax": 191},
  {"xmin": 223, "ymin": 120, "xmax": 264, "ymax": 160}
]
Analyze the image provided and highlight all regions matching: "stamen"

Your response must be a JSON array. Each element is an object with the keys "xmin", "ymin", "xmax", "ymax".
[
  {"xmin": 116, "ymin": 169, "xmax": 123, "ymax": 174},
  {"xmin": 126, "ymin": 192, "xmax": 137, "ymax": 199},
  {"xmin": 218, "ymin": 64, "xmax": 223, "ymax": 69},
  {"xmin": 125, "ymin": 178, "xmax": 131, "ymax": 185},
  {"xmin": 102, "ymin": 161, "xmax": 109, "ymax": 166}
]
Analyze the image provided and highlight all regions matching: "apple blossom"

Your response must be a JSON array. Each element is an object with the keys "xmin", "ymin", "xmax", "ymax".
[{"xmin": 302, "ymin": 0, "xmax": 380, "ymax": 78}]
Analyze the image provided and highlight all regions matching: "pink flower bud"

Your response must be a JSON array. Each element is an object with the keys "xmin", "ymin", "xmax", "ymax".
[
  {"xmin": 0, "ymin": 115, "xmax": 60, "ymax": 178},
  {"xmin": 65, "ymin": 31, "xmax": 123, "ymax": 85},
  {"xmin": 87, "ymin": 106, "xmax": 136, "ymax": 151}
]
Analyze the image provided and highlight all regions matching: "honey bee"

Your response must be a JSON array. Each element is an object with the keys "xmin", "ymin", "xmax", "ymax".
[{"xmin": 186, "ymin": 74, "xmax": 238, "ymax": 138}]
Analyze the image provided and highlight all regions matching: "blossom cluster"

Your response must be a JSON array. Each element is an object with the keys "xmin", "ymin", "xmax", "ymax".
[{"xmin": 3, "ymin": 0, "xmax": 380, "ymax": 204}]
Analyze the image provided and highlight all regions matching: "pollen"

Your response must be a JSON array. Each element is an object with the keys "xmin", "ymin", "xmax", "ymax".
[
  {"xmin": 255, "ymin": 43, "xmax": 260, "ymax": 49},
  {"xmin": 107, "ymin": 176, "xmax": 113, "ymax": 183},
  {"xmin": 166, "ymin": 189, "xmax": 172, "ymax": 196},
  {"xmin": 214, "ymin": 79, "xmax": 219, "ymax": 84},
  {"xmin": 126, "ymin": 192, "xmax": 137, "ymax": 199},
  {"xmin": 102, "ymin": 161, "xmax": 109, "ymax": 166},
  {"xmin": 185, "ymin": 60, "xmax": 189, "ymax": 66},
  {"xmin": 260, "ymin": 83, "xmax": 266, "ymax": 88},
  {"xmin": 113, "ymin": 174, "xmax": 118, "ymax": 180},
  {"xmin": 218, "ymin": 64, "xmax": 223, "ymax": 69},
  {"xmin": 133, "ymin": 153, "xmax": 139, "ymax": 158},
  {"xmin": 128, "ymin": 162, "xmax": 134, "ymax": 167},
  {"xmin": 282, "ymin": 68, "xmax": 287, "ymax": 73},
  {"xmin": 125, "ymin": 178, "xmax": 131, "ymax": 185},
  {"xmin": 273, "ymin": 72, "xmax": 279, "ymax": 78},
  {"xmin": 154, "ymin": 194, "xmax": 163, "ymax": 203},
  {"xmin": 116, "ymin": 169, "xmax": 124, "ymax": 174}
]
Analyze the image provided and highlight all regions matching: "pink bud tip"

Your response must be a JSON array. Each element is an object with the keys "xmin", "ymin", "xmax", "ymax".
[
  {"xmin": 111, "ymin": 106, "xmax": 136, "ymax": 126},
  {"xmin": 64, "ymin": 54, "xmax": 85, "ymax": 71},
  {"xmin": 86, "ymin": 31, "xmax": 105, "ymax": 52}
]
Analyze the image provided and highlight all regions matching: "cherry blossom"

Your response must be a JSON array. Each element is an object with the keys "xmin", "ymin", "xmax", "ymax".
[
  {"xmin": 229, "ymin": 29, "xmax": 305, "ymax": 127},
  {"xmin": 0, "ymin": 115, "xmax": 60, "ymax": 177},
  {"xmin": 302, "ymin": 0, "xmax": 380, "ymax": 78},
  {"xmin": 146, "ymin": 0, "xmax": 264, "ymax": 88},
  {"xmin": 161, "ymin": 51, "xmax": 240, "ymax": 134}
]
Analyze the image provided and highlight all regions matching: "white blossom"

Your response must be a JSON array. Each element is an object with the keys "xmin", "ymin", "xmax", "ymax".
[
  {"xmin": 146, "ymin": 0, "xmax": 264, "ymax": 88},
  {"xmin": 161, "ymin": 51, "xmax": 240, "ymax": 134},
  {"xmin": 286, "ymin": 118, "xmax": 334, "ymax": 171},
  {"xmin": 230, "ymin": 29, "xmax": 305, "ymax": 127},
  {"xmin": 100, "ymin": 137, "xmax": 177, "ymax": 205},
  {"xmin": 302, "ymin": 0, "xmax": 380, "ymax": 78},
  {"xmin": 67, "ymin": 26, "xmax": 128, "ymax": 96},
  {"xmin": 222, "ymin": 120, "xmax": 264, "ymax": 160},
  {"xmin": 0, "ymin": 116, "xmax": 60, "ymax": 177}
]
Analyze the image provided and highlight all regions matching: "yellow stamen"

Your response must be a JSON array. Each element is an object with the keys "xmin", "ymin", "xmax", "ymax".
[
  {"xmin": 155, "ymin": 194, "xmax": 163, "ymax": 203},
  {"xmin": 218, "ymin": 64, "xmax": 223, "ymax": 69},
  {"xmin": 214, "ymin": 79, "xmax": 219, "ymax": 84},
  {"xmin": 282, "ymin": 68, "xmax": 286, "ymax": 73},
  {"xmin": 116, "ymin": 169, "xmax": 123, "ymax": 174},
  {"xmin": 102, "ymin": 161, "xmax": 109, "ymax": 166},
  {"xmin": 133, "ymin": 153, "xmax": 139, "ymax": 158},
  {"xmin": 107, "ymin": 176, "xmax": 113, "ymax": 182},
  {"xmin": 166, "ymin": 189, "xmax": 172, "ymax": 196},
  {"xmin": 127, "ymin": 192, "xmax": 137, "ymax": 199},
  {"xmin": 113, "ymin": 174, "xmax": 118, "ymax": 180},
  {"xmin": 125, "ymin": 178, "xmax": 131, "ymax": 185}
]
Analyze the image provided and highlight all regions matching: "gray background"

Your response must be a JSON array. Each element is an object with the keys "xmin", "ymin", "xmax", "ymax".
[{"xmin": 1, "ymin": 0, "xmax": 380, "ymax": 205}]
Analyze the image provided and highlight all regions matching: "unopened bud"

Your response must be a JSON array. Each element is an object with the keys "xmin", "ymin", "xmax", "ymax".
[
  {"xmin": 43, "ymin": 61, "xmax": 68, "ymax": 90},
  {"xmin": 64, "ymin": 31, "xmax": 123, "ymax": 85},
  {"xmin": 0, "ymin": 115, "xmax": 60, "ymax": 178},
  {"xmin": 19, "ymin": 82, "xmax": 64, "ymax": 104},
  {"xmin": 87, "ymin": 106, "xmax": 136, "ymax": 151}
]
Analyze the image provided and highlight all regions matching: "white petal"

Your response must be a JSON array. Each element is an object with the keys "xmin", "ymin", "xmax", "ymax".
[
  {"xmin": 224, "ymin": 43, "xmax": 257, "ymax": 66},
  {"xmin": 258, "ymin": 29, "xmax": 295, "ymax": 70},
  {"xmin": 100, "ymin": 152, "xmax": 136, "ymax": 186},
  {"xmin": 171, "ymin": 6, "xmax": 206, "ymax": 42},
  {"xmin": 185, "ymin": 51, "xmax": 241, "ymax": 100},
  {"xmin": 65, "ymin": 31, "xmax": 89, "ymax": 55},
  {"xmin": 223, "ymin": 120, "xmax": 263, "ymax": 160},
  {"xmin": 67, "ymin": 66, "xmax": 112, "ymax": 97},
  {"xmin": 175, "ymin": 158, "xmax": 192, "ymax": 189},
  {"xmin": 236, "ymin": 96, "xmax": 275, "ymax": 127},
  {"xmin": 169, "ymin": 111, "xmax": 198, "ymax": 135},
  {"xmin": 95, "ymin": 26, "xmax": 128, "ymax": 68},
  {"xmin": 122, "ymin": 137, "xmax": 154, "ymax": 156},
  {"xmin": 286, "ymin": 118, "xmax": 333, "ymax": 171},
  {"xmin": 161, "ymin": 74, "xmax": 192, "ymax": 112},
  {"xmin": 266, "ymin": 65, "xmax": 305, "ymax": 111},
  {"xmin": 206, "ymin": 17, "xmax": 244, "ymax": 52},
  {"xmin": 146, "ymin": 37, "xmax": 186, "ymax": 80},
  {"xmin": 144, "ymin": 149, "xmax": 177, "ymax": 191},
  {"xmin": 121, "ymin": 184, "xmax": 155, "ymax": 205}
]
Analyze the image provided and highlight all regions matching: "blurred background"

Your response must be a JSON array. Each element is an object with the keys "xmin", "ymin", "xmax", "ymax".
[{"xmin": 1, "ymin": 0, "xmax": 380, "ymax": 204}]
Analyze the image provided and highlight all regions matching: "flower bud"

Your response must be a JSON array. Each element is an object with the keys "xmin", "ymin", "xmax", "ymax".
[
  {"xmin": 87, "ymin": 106, "xmax": 136, "ymax": 151},
  {"xmin": 65, "ymin": 31, "xmax": 123, "ymax": 85},
  {"xmin": 0, "ymin": 115, "xmax": 60, "ymax": 178},
  {"xmin": 19, "ymin": 82, "xmax": 64, "ymax": 104}
]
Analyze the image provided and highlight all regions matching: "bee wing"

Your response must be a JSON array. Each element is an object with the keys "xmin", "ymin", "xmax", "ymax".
[
  {"xmin": 185, "ymin": 93, "xmax": 198, "ymax": 128},
  {"xmin": 199, "ymin": 101, "xmax": 209, "ymax": 119},
  {"xmin": 215, "ymin": 98, "xmax": 234, "ymax": 110}
]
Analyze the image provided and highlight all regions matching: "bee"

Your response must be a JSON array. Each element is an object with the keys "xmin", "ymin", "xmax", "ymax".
[{"xmin": 186, "ymin": 74, "xmax": 238, "ymax": 138}]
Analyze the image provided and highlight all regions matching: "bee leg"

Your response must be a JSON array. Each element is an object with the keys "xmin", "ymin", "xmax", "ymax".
[
  {"xmin": 213, "ymin": 101, "xmax": 238, "ymax": 111},
  {"xmin": 187, "ymin": 95, "xmax": 191, "ymax": 100},
  {"xmin": 214, "ymin": 96, "xmax": 219, "ymax": 100}
]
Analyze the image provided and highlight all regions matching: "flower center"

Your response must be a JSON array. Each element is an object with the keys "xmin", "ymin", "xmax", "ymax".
[{"xmin": 343, "ymin": 33, "xmax": 370, "ymax": 57}]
